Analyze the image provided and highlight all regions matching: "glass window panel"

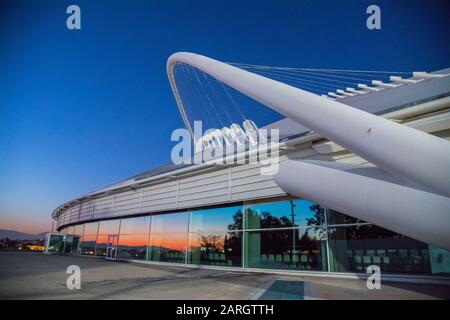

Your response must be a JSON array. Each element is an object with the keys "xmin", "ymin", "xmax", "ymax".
[
  {"xmin": 95, "ymin": 234, "xmax": 108, "ymax": 256},
  {"xmin": 147, "ymin": 233, "xmax": 187, "ymax": 263},
  {"xmin": 327, "ymin": 225, "xmax": 432, "ymax": 274},
  {"xmin": 150, "ymin": 212, "xmax": 188, "ymax": 234},
  {"xmin": 73, "ymin": 224, "xmax": 84, "ymax": 236},
  {"xmin": 83, "ymin": 222, "xmax": 99, "ymax": 236},
  {"xmin": 63, "ymin": 236, "xmax": 74, "ymax": 253},
  {"xmin": 189, "ymin": 205, "xmax": 243, "ymax": 233},
  {"xmin": 188, "ymin": 232, "xmax": 242, "ymax": 267},
  {"xmin": 46, "ymin": 234, "xmax": 65, "ymax": 253},
  {"xmin": 245, "ymin": 200, "xmax": 325, "ymax": 229},
  {"xmin": 98, "ymin": 219, "xmax": 120, "ymax": 235},
  {"xmin": 79, "ymin": 235, "xmax": 96, "ymax": 255},
  {"xmin": 71, "ymin": 236, "xmax": 80, "ymax": 254},
  {"xmin": 117, "ymin": 234, "xmax": 148, "ymax": 260},
  {"xmin": 66, "ymin": 226, "xmax": 75, "ymax": 235},
  {"xmin": 120, "ymin": 216, "xmax": 150, "ymax": 235},
  {"xmin": 429, "ymin": 246, "xmax": 450, "ymax": 275},
  {"xmin": 64, "ymin": 235, "xmax": 80, "ymax": 254},
  {"xmin": 244, "ymin": 228, "xmax": 328, "ymax": 271}
]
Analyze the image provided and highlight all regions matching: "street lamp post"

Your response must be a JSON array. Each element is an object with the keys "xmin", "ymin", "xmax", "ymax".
[{"xmin": 290, "ymin": 200, "xmax": 296, "ymax": 253}]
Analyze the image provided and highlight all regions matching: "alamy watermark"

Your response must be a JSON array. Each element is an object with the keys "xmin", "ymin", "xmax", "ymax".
[
  {"xmin": 66, "ymin": 265, "xmax": 81, "ymax": 290},
  {"xmin": 366, "ymin": 5, "xmax": 381, "ymax": 30},
  {"xmin": 64, "ymin": 5, "xmax": 380, "ymax": 31},
  {"xmin": 366, "ymin": 265, "xmax": 381, "ymax": 290},
  {"xmin": 171, "ymin": 120, "xmax": 280, "ymax": 175},
  {"xmin": 66, "ymin": 5, "xmax": 81, "ymax": 30}
]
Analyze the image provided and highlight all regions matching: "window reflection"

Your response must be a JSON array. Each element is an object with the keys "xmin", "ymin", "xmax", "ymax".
[
  {"xmin": 73, "ymin": 224, "xmax": 84, "ymax": 236},
  {"xmin": 245, "ymin": 200, "xmax": 325, "ymax": 229},
  {"xmin": 98, "ymin": 220, "xmax": 120, "ymax": 235},
  {"xmin": 95, "ymin": 234, "xmax": 108, "ymax": 256},
  {"xmin": 150, "ymin": 212, "xmax": 188, "ymax": 234},
  {"xmin": 83, "ymin": 222, "xmax": 99, "ymax": 235},
  {"xmin": 66, "ymin": 226, "xmax": 75, "ymax": 235},
  {"xmin": 245, "ymin": 228, "xmax": 327, "ymax": 271},
  {"xmin": 63, "ymin": 235, "xmax": 80, "ymax": 254},
  {"xmin": 189, "ymin": 205, "xmax": 243, "ymax": 232},
  {"xmin": 120, "ymin": 216, "xmax": 150, "ymax": 235},
  {"xmin": 327, "ymin": 225, "xmax": 432, "ymax": 274},
  {"xmin": 117, "ymin": 234, "xmax": 148, "ymax": 260},
  {"xmin": 188, "ymin": 232, "xmax": 242, "ymax": 267},
  {"xmin": 53, "ymin": 198, "xmax": 448, "ymax": 277},
  {"xmin": 46, "ymin": 234, "xmax": 65, "ymax": 253},
  {"xmin": 79, "ymin": 235, "xmax": 96, "ymax": 255},
  {"xmin": 148, "ymin": 233, "xmax": 187, "ymax": 263}
]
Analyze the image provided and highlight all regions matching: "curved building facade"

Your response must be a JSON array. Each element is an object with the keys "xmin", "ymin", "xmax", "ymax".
[
  {"xmin": 46, "ymin": 55, "xmax": 450, "ymax": 279},
  {"xmin": 53, "ymin": 197, "xmax": 445, "ymax": 275}
]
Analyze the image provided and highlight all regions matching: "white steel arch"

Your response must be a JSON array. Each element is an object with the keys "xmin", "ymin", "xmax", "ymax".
[
  {"xmin": 275, "ymin": 160, "xmax": 450, "ymax": 249},
  {"xmin": 167, "ymin": 52, "xmax": 450, "ymax": 249}
]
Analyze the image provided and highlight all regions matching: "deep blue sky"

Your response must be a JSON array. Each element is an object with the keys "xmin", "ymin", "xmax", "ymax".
[{"xmin": 1, "ymin": 0, "xmax": 449, "ymax": 233}]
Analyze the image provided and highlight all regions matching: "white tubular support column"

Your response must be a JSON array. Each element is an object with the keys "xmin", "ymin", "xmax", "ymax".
[
  {"xmin": 275, "ymin": 160, "xmax": 450, "ymax": 250},
  {"xmin": 167, "ymin": 52, "xmax": 450, "ymax": 197}
]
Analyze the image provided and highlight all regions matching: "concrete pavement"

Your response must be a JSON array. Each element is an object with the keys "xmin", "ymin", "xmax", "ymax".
[{"xmin": 0, "ymin": 252, "xmax": 448, "ymax": 300}]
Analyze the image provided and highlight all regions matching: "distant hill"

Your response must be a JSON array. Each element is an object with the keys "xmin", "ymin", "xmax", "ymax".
[{"xmin": 0, "ymin": 230, "xmax": 47, "ymax": 240}]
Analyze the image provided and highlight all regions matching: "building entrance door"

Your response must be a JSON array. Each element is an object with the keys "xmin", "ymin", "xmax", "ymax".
[
  {"xmin": 71, "ymin": 236, "xmax": 80, "ymax": 254},
  {"xmin": 63, "ymin": 235, "xmax": 81, "ymax": 254},
  {"xmin": 63, "ymin": 235, "xmax": 73, "ymax": 254},
  {"xmin": 105, "ymin": 234, "xmax": 119, "ymax": 260}
]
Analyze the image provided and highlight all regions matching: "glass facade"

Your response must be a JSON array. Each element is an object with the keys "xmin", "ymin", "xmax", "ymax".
[
  {"xmin": 188, "ymin": 231, "xmax": 242, "ymax": 267},
  {"xmin": 98, "ymin": 219, "xmax": 120, "ymax": 235},
  {"xmin": 148, "ymin": 212, "xmax": 188, "ymax": 263},
  {"xmin": 79, "ymin": 222, "xmax": 98, "ymax": 255},
  {"xmin": 188, "ymin": 205, "xmax": 243, "ymax": 267},
  {"xmin": 118, "ymin": 216, "xmax": 150, "ymax": 260},
  {"xmin": 57, "ymin": 198, "xmax": 450, "ymax": 276},
  {"xmin": 245, "ymin": 228, "xmax": 327, "ymax": 271},
  {"xmin": 45, "ymin": 234, "xmax": 65, "ymax": 253},
  {"xmin": 118, "ymin": 234, "xmax": 148, "ymax": 260},
  {"xmin": 79, "ymin": 235, "xmax": 96, "ymax": 255},
  {"xmin": 244, "ymin": 200, "xmax": 324, "ymax": 229},
  {"xmin": 327, "ymin": 225, "xmax": 431, "ymax": 274},
  {"xmin": 95, "ymin": 220, "xmax": 121, "ymax": 256},
  {"xmin": 190, "ymin": 205, "xmax": 243, "ymax": 232},
  {"xmin": 148, "ymin": 233, "xmax": 187, "ymax": 263}
]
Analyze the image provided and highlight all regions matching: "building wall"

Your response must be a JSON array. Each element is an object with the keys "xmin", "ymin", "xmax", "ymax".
[{"xmin": 56, "ymin": 160, "xmax": 287, "ymax": 230}]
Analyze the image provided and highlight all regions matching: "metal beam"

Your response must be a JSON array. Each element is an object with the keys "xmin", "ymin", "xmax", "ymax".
[{"xmin": 275, "ymin": 160, "xmax": 450, "ymax": 250}]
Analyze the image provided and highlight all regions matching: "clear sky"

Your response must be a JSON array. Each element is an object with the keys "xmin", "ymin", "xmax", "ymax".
[{"xmin": 1, "ymin": 0, "xmax": 449, "ymax": 234}]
